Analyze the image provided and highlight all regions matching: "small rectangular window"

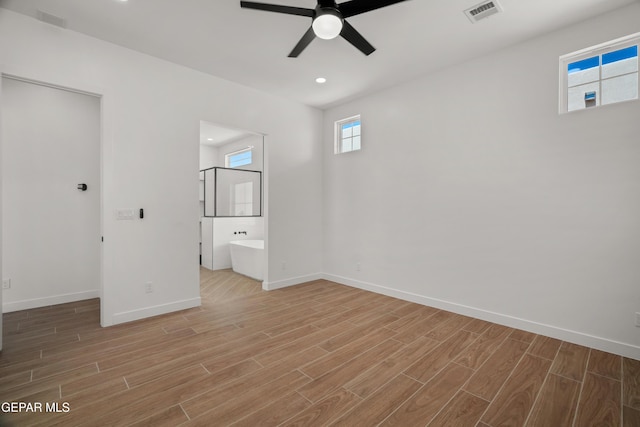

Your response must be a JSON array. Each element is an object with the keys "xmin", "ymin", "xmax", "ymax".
[
  {"xmin": 225, "ymin": 148, "xmax": 252, "ymax": 168},
  {"xmin": 335, "ymin": 115, "xmax": 361, "ymax": 154},
  {"xmin": 560, "ymin": 33, "xmax": 639, "ymax": 113}
]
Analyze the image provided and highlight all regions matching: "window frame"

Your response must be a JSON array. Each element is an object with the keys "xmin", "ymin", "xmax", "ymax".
[
  {"xmin": 225, "ymin": 147, "xmax": 252, "ymax": 168},
  {"xmin": 559, "ymin": 32, "xmax": 639, "ymax": 114},
  {"xmin": 334, "ymin": 115, "xmax": 362, "ymax": 154}
]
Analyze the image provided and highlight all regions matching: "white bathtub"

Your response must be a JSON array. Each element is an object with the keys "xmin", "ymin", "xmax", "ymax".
[{"xmin": 229, "ymin": 240, "xmax": 264, "ymax": 281}]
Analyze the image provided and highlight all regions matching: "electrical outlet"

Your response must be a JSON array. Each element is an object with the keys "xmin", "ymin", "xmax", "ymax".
[
  {"xmin": 356, "ymin": 263, "xmax": 361, "ymax": 272},
  {"xmin": 145, "ymin": 282, "xmax": 153, "ymax": 294},
  {"xmin": 281, "ymin": 262, "xmax": 287, "ymax": 271},
  {"xmin": 636, "ymin": 312, "xmax": 640, "ymax": 327},
  {"xmin": 2, "ymin": 279, "xmax": 10, "ymax": 290}
]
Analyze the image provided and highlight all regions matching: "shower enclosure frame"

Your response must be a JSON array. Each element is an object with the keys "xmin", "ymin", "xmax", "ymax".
[{"xmin": 200, "ymin": 166, "xmax": 263, "ymax": 218}]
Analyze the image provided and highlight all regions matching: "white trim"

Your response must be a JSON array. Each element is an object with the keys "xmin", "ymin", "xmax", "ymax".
[
  {"xmin": 2, "ymin": 290, "xmax": 100, "ymax": 313},
  {"xmin": 262, "ymin": 273, "xmax": 324, "ymax": 291},
  {"xmin": 1, "ymin": 73, "xmax": 101, "ymax": 98},
  {"xmin": 112, "ymin": 297, "xmax": 201, "ymax": 325},
  {"xmin": 322, "ymin": 273, "xmax": 640, "ymax": 361},
  {"xmin": 559, "ymin": 32, "xmax": 640, "ymax": 60},
  {"xmin": 262, "ymin": 135, "xmax": 269, "ymax": 285}
]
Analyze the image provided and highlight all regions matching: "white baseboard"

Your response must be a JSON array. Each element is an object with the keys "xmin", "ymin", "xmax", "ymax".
[
  {"xmin": 262, "ymin": 273, "xmax": 324, "ymax": 291},
  {"xmin": 322, "ymin": 273, "xmax": 640, "ymax": 361},
  {"xmin": 112, "ymin": 297, "xmax": 201, "ymax": 325},
  {"xmin": 2, "ymin": 290, "xmax": 100, "ymax": 313}
]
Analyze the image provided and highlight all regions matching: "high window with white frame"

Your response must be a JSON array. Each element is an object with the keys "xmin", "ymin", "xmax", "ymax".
[
  {"xmin": 335, "ymin": 115, "xmax": 361, "ymax": 154},
  {"xmin": 560, "ymin": 33, "xmax": 639, "ymax": 113},
  {"xmin": 225, "ymin": 147, "xmax": 252, "ymax": 168}
]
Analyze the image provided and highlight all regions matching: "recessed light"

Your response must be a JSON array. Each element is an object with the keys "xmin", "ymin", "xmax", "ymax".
[
  {"xmin": 207, "ymin": 138, "xmax": 213, "ymax": 141},
  {"xmin": 315, "ymin": 77, "xmax": 327, "ymax": 84}
]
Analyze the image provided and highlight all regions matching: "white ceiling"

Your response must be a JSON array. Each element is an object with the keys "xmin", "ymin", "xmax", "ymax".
[
  {"xmin": 200, "ymin": 121, "xmax": 255, "ymax": 146},
  {"xmin": 1, "ymin": 0, "xmax": 636, "ymax": 109}
]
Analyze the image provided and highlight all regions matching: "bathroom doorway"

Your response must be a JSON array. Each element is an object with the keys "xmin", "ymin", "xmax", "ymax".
[
  {"xmin": 198, "ymin": 121, "xmax": 265, "ymax": 300},
  {"xmin": 1, "ymin": 76, "xmax": 102, "ymax": 323}
]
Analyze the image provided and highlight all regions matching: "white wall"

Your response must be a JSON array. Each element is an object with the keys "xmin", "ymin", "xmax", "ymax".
[
  {"xmin": 199, "ymin": 145, "xmax": 218, "ymax": 171},
  {"xmin": 0, "ymin": 9, "xmax": 323, "ymax": 325},
  {"xmin": 323, "ymin": 3, "xmax": 640, "ymax": 359}
]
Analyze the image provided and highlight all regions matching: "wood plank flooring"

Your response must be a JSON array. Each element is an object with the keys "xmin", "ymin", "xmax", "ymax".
[{"xmin": 1, "ymin": 268, "xmax": 639, "ymax": 426}]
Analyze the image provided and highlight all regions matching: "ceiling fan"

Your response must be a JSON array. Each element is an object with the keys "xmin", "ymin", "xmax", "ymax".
[{"xmin": 240, "ymin": 0, "xmax": 410, "ymax": 57}]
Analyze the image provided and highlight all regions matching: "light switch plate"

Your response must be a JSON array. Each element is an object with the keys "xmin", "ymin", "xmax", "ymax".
[{"xmin": 116, "ymin": 209, "xmax": 135, "ymax": 220}]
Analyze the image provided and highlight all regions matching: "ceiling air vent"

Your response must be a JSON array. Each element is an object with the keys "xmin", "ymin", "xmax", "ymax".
[
  {"xmin": 464, "ymin": 1, "xmax": 503, "ymax": 23},
  {"xmin": 36, "ymin": 10, "xmax": 67, "ymax": 28}
]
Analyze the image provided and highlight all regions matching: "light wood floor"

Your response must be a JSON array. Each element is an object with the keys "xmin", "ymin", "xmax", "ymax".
[
  {"xmin": 1, "ymin": 268, "xmax": 639, "ymax": 426},
  {"xmin": 199, "ymin": 268, "xmax": 265, "ymax": 303}
]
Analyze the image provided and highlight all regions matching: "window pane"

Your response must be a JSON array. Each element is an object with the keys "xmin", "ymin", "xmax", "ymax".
[
  {"xmin": 341, "ymin": 137, "xmax": 352, "ymax": 153},
  {"xmin": 602, "ymin": 55, "xmax": 638, "ymax": 79},
  {"xmin": 568, "ymin": 56, "xmax": 600, "ymax": 73},
  {"xmin": 602, "ymin": 45, "xmax": 638, "ymax": 65},
  {"xmin": 567, "ymin": 82, "xmax": 600, "ymax": 111},
  {"xmin": 228, "ymin": 150, "xmax": 252, "ymax": 168},
  {"xmin": 568, "ymin": 66, "xmax": 600, "ymax": 88},
  {"xmin": 352, "ymin": 136, "xmax": 361, "ymax": 151},
  {"xmin": 602, "ymin": 73, "xmax": 638, "ymax": 105},
  {"xmin": 352, "ymin": 123, "xmax": 361, "ymax": 136},
  {"xmin": 567, "ymin": 56, "xmax": 600, "ymax": 88},
  {"xmin": 342, "ymin": 125, "xmax": 352, "ymax": 138}
]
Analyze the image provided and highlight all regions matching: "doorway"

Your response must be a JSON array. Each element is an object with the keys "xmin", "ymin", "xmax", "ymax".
[
  {"xmin": 1, "ymin": 76, "xmax": 101, "ymax": 320},
  {"xmin": 198, "ymin": 121, "xmax": 266, "ymax": 299}
]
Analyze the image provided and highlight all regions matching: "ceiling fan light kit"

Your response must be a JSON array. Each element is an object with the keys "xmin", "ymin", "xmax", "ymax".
[
  {"xmin": 312, "ymin": 9, "xmax": 343, "ymax": 40},
  {"xmin": 240, "ymin": 0, "xmax": 410, "ymax": 57}
]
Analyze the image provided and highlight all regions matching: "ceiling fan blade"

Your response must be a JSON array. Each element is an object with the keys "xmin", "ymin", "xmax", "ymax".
[
  {"xmin": 340, "ymin": 20, "xmax": 375, "ymax": 56},
  {"xmin": 338, "ymin": 0, "xmax": 409, "ymax": 18},
  {"xmin": 240, "ymin": 1, "xmax": 314, "ymax": 17},
  {"xmin": 318, "ymin": 0, "xmax": 338, "ymax": 7},
  {"xmin": 288, "ymin": 27, "xmax": 316, "ymax": 57}
]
